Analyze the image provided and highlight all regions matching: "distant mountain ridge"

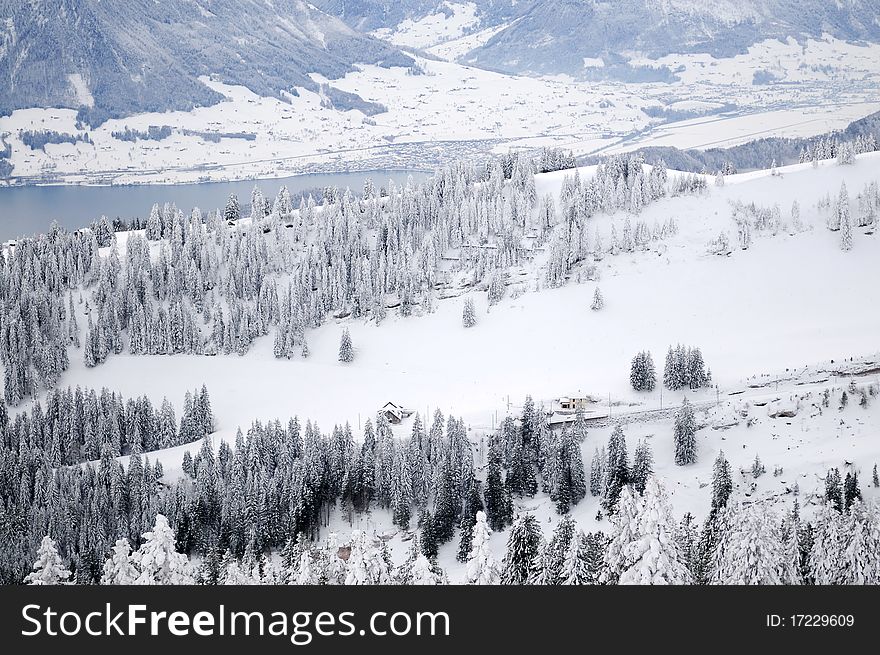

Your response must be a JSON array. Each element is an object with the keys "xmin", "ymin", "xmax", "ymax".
[
  {"xmin": 0, "ymin": 0, "xmax": 412, "ymax": 124},
  {"xmin": 311, "ymin": 0, "xmax": 526, "ymax": 32},
  {"xmin": 462, "ymin": 0, "xmax": 880, "ymax": 77},
  {"xmin": 3, "ymin": 0, "xmax": 879, "ymax": 123}
]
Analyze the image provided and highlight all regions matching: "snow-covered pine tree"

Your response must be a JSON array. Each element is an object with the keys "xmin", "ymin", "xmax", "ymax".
[
  {"xmin": 613, "ymin": 478, "xmax": 691, "ymax": 585},
  {"xmin": 779, "ymin": 502, "xmax": 802, "ymax": 585},
  {"xmin": 663, "ymin": 346, "xmax": 679, "ymax": 390},
  {"xmin": 462, "ymin": 297, "xmax": 477, "ymax": 328},
  {"xmin": 589, "ymin": 447, "xmax": 604, "ymax": 497},
  {"xmin": 224, "ymin": 193, "xmax": 240, "ymax": 223},
  {"xmin": 839, "ymin": 503, "xmax": 880, "ymax": 585},
  {"xmin": 345, "ymin": 531, "xmax": 392, "ymax": 585},
  {"xmin": 130, "ymin": 514, "xmax": 194, "ymax": 585},
  {"xmin": 219, "ymin": 552, "xmax": 252, "ymax": 585},
  {"xmin": 409, "ymin": 553, "xmax": 442, "ymax": 585},
  {"xmin": 829, "ymin": 181, "xmax": 847, "ymax": 231},
  {"xmin": 713, "ymin": 503, "xmax": 784, "ymax": 585},
  {"xmin": 500, "ymin": 513, "xmax": 543, "ymax": 585},
  {"xmin": 420, "ymin": 511, "xmax": 439, "ymax": 560},
  {"xmin": 840, "ymin": 185, "xmax": 854, "ymax": 251},
  {"xmin": 465, "ymin": 511, "xmax": 499, "ymax": 585},
  {"xmin": 825, "ymin": 467, "xmax": 843, "ymax": 512},
  {"xmin": 673, "ymin": 398, "xmax": 697, "ymax": 466},
  {"xmin": 808, "ymin": 505, "xmax": 845, "ymax": 585},
  {"xmin": 560, "ymin": 530, "xmax": 591, "ymax": 585},
  {"xmin": 843, "ymin": 471, "xmax": 861, "ymax": 510},
  {"xmin": 295, "ymin": 551, "xmax": 318, "ymax": 585},
  {"xmin": 542, "ymin": 515, "xmax": 576, "ymax": 584},
  {"xmin": 790, "ymin": 200, "xmax": 802, "ymax": 233},
  {"xmin": 25, "ymin": 535, "xmax": 71, "ymax": 585},
  {"xmin": 338, "ymin": 328, "xmax": 354, "ymax": 363},
  {"xmin": 630, "ymin": 351, "xmax": 656, "ymax": 391},
  {"xmin": 457, "ymin": 479, "xmax": 484, "ymax": 563},
  {"xmin": 602, "ymin": 425, "xmax": 629, "ymax": 513},
  {"xmin": 591, "ymin": 286, "xmax": 604, "ymax": 310},
  {"xmin": 484, "ymin": 435, "xmax": 513, "ymax": 531},
  {"xmin": 711, "ymin": 451, "xmax": 732, "ymax": 513},
  {"xmin": 630, "ymin": 440, "xmax": 654, "ymax": 494},
  {"xmin": 101, "ymin": 538, "xmax": 138, "ymax": 585}
]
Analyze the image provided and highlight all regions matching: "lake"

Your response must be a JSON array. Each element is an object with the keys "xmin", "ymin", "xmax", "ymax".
[{"xmin": 0, "ymin": 169, "xmax": 429, "ymax": 242}]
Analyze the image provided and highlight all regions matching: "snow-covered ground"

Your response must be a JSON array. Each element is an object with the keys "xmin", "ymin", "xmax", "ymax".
[
  {"xmin": 1, "ymin": 35, "xmax": 878, "ymax": 186},
  {"xmin": 372, "ymin": 2, "xmax": 481, "ymax": 50},
  {"xmin": 12, "ymin": 153, "xmax": 877, "ymax": 572}
]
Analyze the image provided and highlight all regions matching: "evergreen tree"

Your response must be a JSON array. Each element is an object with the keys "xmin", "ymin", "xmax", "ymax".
[
  {"xmin": 840, "ymin": 183, "xmax": 854, "ymax": 251},
  {"xmin": 420, "ymin": 512, "xmax": 439, "ymax": 561},
  {"xmin": 484, "ymin": 435, "xmax": 513, "ymax": 531},
  {"xmin": 602, "ymin": 425, "xmax": 629, "ymax": 513},
  {"xmin": 663, "ymin": 346, "xmax": 679, "ymax": 390},
  {"xmin": 673, "ymin": 398, "xmax": 697, "ymax": 466},
  {"xmin": 457, "ymin": 480, "xmax": 484, "ymax": 563},
  {"xmin": 711, "ymin": 451, "xmax": 733, "ymax": 513},
  {"xmin": 500, "ymin": 514, "xmax": 543, "ymax": 585},
  {"xmin": 713, "ymin": 503, "xmax": 784, "ymax": 585},
  {"xmin": 543, "ymin": 515, "xmax": 577, "ymax": 585},
  {"xmin": 590, "ymin": 287, "xmax": 604, "ymax": 311},
  {"xmin": 409, "ymin": 553, "xmax": 442, "ymax": 585},
  {"xmin": 560, "ymin": 530, "xmax": 592, "ymax": 585},
  {"xmin": 101, "ymin": 538, "xmax": 137, "ymax": 585},
  {"xmin": 462, "ymin": 297, "xmax": 477, "ymax": 328},
  {"xmin": 825, "ymin": 467, "xmax": 843, "ymax": 512},
  {"xmin": 130, "ymin": 514, "xmax": 194, "ymax": 585},
  {"xmin": 344, "ymin": 531, "xmax": 391, "ymax": 585},
  {"xmin": 224, "ymin": 193, "xmax": 241, "ymax": 223},
  {"xmin": 630, "ymin": 440, "xmax": 654, "ymax": 494},
  {"xmin": 630, "ymin": 351, "xmax": 656, "ymax": 391},
  {"xmin": 294, "ymin": 551, "xmax": 318, "ymax": 585},
  {"xmin": 465, "ymin": 511, "xmax": 499, "ymax": 585},
  {"xmin": 808, "ymin": 506, "xmax": 845, "ymax": 585},
  {"xmin": 589, "ymin": 447, "xmax": 604, "ymax": 497},
  {"xmin": 25, "ymin": 536, "xmax": 71, "ymax": 585},
  {"xmin": 607, "ymin": 479, "xmax": 691, "ymax": 585},
  {"xmin": 338, "ymin": 328, "xmax": 354, "ymax": 363},
  {"xmin": 843, "ymin": 471, "xmax": 861, "ymax": 510}
]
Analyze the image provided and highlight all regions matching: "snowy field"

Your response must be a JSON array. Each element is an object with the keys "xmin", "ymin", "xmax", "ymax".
[
  {"xmin": 1, "ymin": 34, "xmax": 878, "ymax": 186},
  {"xmin": 11, "ymin": 153, "xmax": 878, "ymax": 571},
  {"xmin": 372, "ymin": 2, "xmax": 481, "ymax": 50}
]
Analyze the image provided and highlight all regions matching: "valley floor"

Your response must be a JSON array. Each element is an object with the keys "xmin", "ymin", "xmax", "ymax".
[{"xmin": 2, "ymin": 33, "xmax": 879, "ymax": 186}]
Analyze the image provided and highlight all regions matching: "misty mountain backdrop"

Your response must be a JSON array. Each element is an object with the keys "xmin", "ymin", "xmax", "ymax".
[
  {"xmin": 0, "ymin": 0, "xmax": 411, "ymax": 124},
  {"xmin": 2, "ymin": 0, "xmax": 880, "ymax": 123}
]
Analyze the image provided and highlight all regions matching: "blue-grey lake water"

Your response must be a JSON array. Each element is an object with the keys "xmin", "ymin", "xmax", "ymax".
[{"xmin": 0, "ymin": 169, "xmax": 429, "ymax": 242}]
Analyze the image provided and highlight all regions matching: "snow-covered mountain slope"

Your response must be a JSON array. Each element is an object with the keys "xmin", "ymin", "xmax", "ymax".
[
  {"xmin": 2, "ymin": 1, "xmax": 878, "ymax": 185},
  {"xmin": 372, "ymin": 2, "xmax": 482, "ymax": 50},
  {"xmin": 17, "ymin": 152, "xmax": 874, "ymax": 573},
  {"xmin": 0, "ymin": 0, "xmax": 411, "ymax": 123},
  {"xmin": 2, "ymin": 149, "xmax": 878, "ymax": 581},
  {"xmin": 313, "ymin": 0, "xmax": 525, "ymax": 33},
  {"xmin": 42, "ymin": 154, "xmax": 880, "ymax": 475},
  {"xmin": 461, "ymin": 0, "xmax": 880, "ymax": 78}
]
